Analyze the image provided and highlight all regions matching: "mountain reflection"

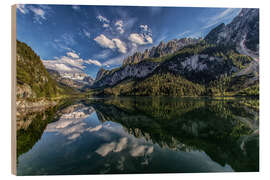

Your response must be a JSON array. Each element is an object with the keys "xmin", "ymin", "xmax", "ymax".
[
  {"xmin": 86, "ymin": 97, "xmax": 259, "ymax": 172},
  {"xmin": 17, "ymin": 97, "xmax": 259, "ymax": 175}
]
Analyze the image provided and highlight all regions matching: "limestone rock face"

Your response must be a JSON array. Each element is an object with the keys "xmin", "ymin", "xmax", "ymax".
[
  {"xmin": 93, "ymin": 61, "xmax": 159, "ymax": 88},
  {"xmin": 205, "ymin": 8, "xmax": 259, "ymax": 58},
  {"xmin": 123, "ymin": 38, "xmax": 200, "ymax": 65}
]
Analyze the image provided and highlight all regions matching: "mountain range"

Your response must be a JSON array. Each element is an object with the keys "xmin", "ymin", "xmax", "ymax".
[
  {"xmin": 91, "ymin": 8, "xmax": 259, "ymax": 97},
  {"xmin": 16, "ymin": 8, "xmax": 259, "ymax": 99}
]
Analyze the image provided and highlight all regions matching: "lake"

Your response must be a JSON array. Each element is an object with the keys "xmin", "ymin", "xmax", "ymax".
[{"xmin": 16, "ymin": 97, "xmax": 259, "ymax": 175}]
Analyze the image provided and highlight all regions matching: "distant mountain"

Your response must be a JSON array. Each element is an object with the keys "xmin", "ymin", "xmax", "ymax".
[
  {"xmin": 92, "ymin": 8, "xmax": 259, "ymax": 97},
  {"xmin": 46, "ymin": 69, "xmax": 90, "ymax": 91},
  {"xmin": 43, "ymin": 66, "xmax": 94, "ymax": 91},
  {"xmin": 16, "ymin": 40, "xmax": 64, "ymax": 100}
]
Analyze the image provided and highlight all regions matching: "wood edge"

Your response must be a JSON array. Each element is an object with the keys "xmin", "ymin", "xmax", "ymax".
[{"xmin": 11, "ymin": 4, "xmax": 17, "ymax": 176}]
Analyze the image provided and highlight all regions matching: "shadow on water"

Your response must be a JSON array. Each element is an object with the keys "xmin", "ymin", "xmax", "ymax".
[{"xmin": 16, "ymin": 97, "xmax": 259, "ymax": 175}]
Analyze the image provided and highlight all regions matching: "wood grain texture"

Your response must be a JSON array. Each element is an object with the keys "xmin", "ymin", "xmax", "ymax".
[{"xmin": 11, "ymin": 4, "xmax": 17, "ymax": 175}]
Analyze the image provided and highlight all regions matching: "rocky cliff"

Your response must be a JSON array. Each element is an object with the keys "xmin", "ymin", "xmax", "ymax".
[
  {"xmin": 122, "ymin": 37, "xmax": 201, "ymax": 65},
  {"xmin": 93, "ymin": 38, "xmax": 201, "ymax": 88},
  {"xmin": 205, "ymin": 8, "xmax": 259, "ymax": 59},
  {"xmin": 93, "ymin": 61, "xmax": 159, "ymax": 88}
]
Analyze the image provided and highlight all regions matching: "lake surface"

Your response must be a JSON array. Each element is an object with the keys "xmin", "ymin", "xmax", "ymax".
[{"xmin": 16, "ymin": 97, "xmax": 259, "ymax": 175}]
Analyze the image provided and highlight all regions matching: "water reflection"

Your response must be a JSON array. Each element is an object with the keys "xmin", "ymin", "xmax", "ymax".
[{"xmin": 17, "ymin": 97, "xmax": 259, "ymax": 175}]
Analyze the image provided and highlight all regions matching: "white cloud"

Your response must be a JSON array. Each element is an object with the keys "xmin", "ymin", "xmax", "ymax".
[
  {"xmin": 67, "ymin": 52, "xmax": 80, "ymax": 59},
  {"xmin": 144, "ymin": 35, "xmax": 153, "ymax": 44},
  {"xmin": 128, "ymin": 33, "xmax": 153, "ymax": 45},
  {"xmin": 42, "ymin": 57, "xmax": 85, "ymax": 73},
  {"xmin": 103, "ymin": 24, "xmax": 110, "ymax": 28},
  {"xmin": 97, "ymin": 15, "xmax": 110, "ymax": 23},
  {"xmin": 128, "ymin": 33, "xmax": 145, "ymax": 45},
  {"xmin": 112, "ymin": 38, "xmax": 127, "ymax": 53},
  {"xmin": 94, "ymin": 34, "xmax": 127, "ymax": 54},
  {"xmin": 16, "ymin": 5, "xmax": 51, "ymax": 24},
  {"xmin": 43, "ymin": 50, "xmax": 102, "ymax": 73},
  {"xmin": 45, "ymin": 106, "xmax": 96, "ymax": 141},
  {"xmin": 140, "ymin": 24, "xmax": 149, "ymax": 32},
  {"xmin": 97, "ymin": 15, "xmax": 111, "ymax": 28},
  {"xmin": 17, "ymin": 4, "xmax": 27, "ymax": 14},
  {"xmin": 96, "ymin": 142, "xmax": 116, "ymax": 157},
  {"xmin": 140, "ymin": 24, "xmax": 152, "ymax": 36},
  {"xmin": 95, "ymin": 137, "xmax": 128, "ymax": 157},
  {"xmin": 54, "ymin": 63, "xmax": 74, "ymax": 72},
  {"xmin": 30, "ymin": 7, "xmax": 46, "ymax": 19},
  {"xmin": 85, "ymin": 59, "xmax": 102, "ymax": 67},
  {"xmin": 94, "ymin": 34, "xmax": 115, "ymax": 49},
  {"xmin": 115, "ymin": 20, "xmax": 124, "ymax": 34}
]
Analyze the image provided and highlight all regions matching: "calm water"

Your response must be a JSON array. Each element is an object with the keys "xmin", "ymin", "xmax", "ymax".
[{"xmin": 16, "ymin": 97, "xmax": 259, "ymax": 175}]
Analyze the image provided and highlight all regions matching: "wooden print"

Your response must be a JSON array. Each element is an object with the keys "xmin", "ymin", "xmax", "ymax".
[{"xmin": 11, "ymin": 4, "xmax": 259, "ymax": 175}]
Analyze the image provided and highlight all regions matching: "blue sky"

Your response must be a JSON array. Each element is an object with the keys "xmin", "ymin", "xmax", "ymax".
[{"xmin": 16, "ymin": 4, "xmax": 241, "ymax": 78}]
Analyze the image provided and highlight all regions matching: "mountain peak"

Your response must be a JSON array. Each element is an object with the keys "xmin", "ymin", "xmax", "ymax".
[
  {"xmin": 122, "ymin": 37, "xmax": 200, "ymax": 66},
  {"xmin": 205, "ymin": 8, "xmax": 259, "ymax": 57}
]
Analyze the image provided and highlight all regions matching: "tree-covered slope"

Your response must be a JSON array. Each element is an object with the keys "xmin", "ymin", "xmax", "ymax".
[
  {"xmin": 16, "ymin": 40, "xmax": 65, "ymax": 100},
  {"xmin": 95, "ymin": 41, "xmax": 258, "ymax": 97}
]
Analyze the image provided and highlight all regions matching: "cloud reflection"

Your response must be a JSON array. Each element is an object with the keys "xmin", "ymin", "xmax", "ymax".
[{"xmin": 46, "ymin": 104, "xmax": 98, "ymax": 140}]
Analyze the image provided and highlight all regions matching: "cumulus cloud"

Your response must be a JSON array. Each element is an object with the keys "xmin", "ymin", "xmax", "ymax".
[
  {"xmin": 43, "ymin": 51, "xmax": 102, "ymax": 73},
  {"xmin": 94, "ymin": 34, "xmax": 115, "ymax": 49},
  {"xmin": 115, "ymin": 20, "xmax": 124, "ymax": 34},
  {"xmin": 94, "ymin": 34, "xmax": 127, "ymax": 54},
  {"xmin": 43, "ymin": 56, "xmax": 85, "ymax": 73},
  {"xmin": 67, "ymin": 52, "xmax": 80, "ymax": 59},
  {"xmin": 128, "ymin": 24, "xmax": 153, "ymax": 46},
  {"xmin": 112, "ymin": 38, "xmax": 127, "ymax": 53},
  {"xmin": 97, "ymin": 15, "xmax": 111, "ymax": 28},
  {"xmin": 128, "ymin": 33, "xmax": 153, "ymax": 45}
]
